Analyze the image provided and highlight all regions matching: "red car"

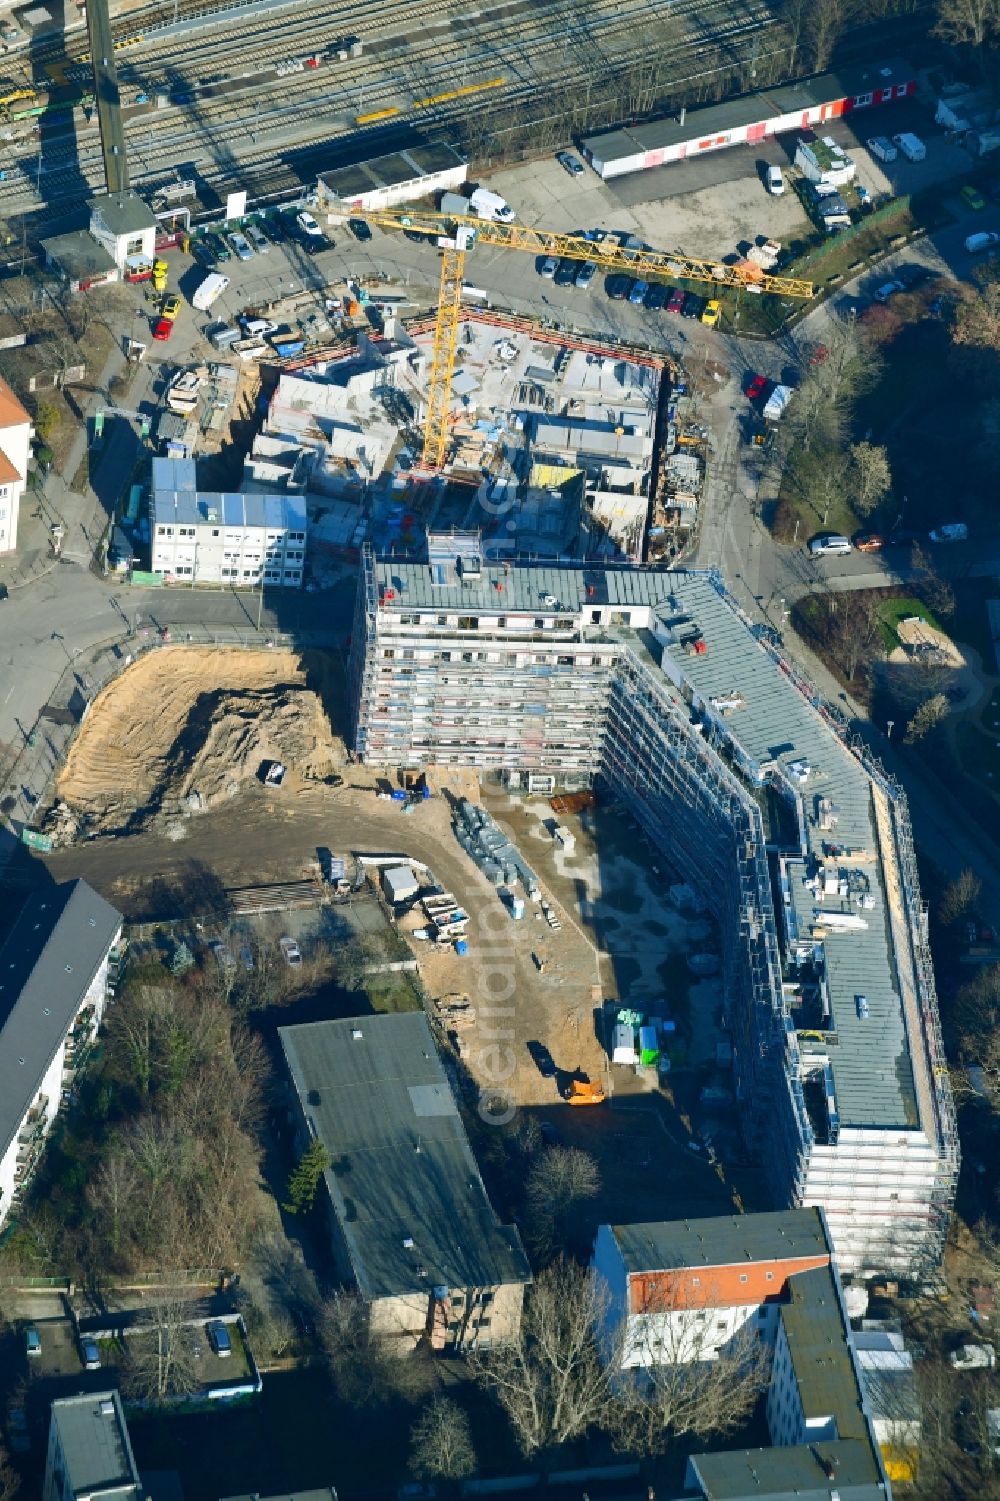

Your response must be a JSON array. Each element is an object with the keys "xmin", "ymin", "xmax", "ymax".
[
  {"xmin": 667, "ymin": 288, "xmax": 686, "ymax": 314},
  {"xmin": 809, "ymin": 344, "xmax": 830, "ymax": 364},
  {"xmin": 853, "ymin": 533, "xmax": 884, "ymax": 553},
  {"xmin": 746, "ymin": 373, "xmax": 768, "ymax": 401},
  {"xmin": 152, "ymin": 317, "xmax": 173, "ymax": 341}
]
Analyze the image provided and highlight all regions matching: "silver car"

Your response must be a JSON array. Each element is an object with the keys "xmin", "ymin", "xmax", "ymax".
[{"xmin": 575, "ymin": 260, "xmax": 597, "ymax": 289}]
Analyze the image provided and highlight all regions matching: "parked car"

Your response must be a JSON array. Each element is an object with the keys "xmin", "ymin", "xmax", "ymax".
[
  {"xmin": 896, "ymin": 264, "xmax": 937, "ymax": 289},
  {"xmin": 701, "ymin": 298, "xmax": 721, "ymax": 327},
  {"xmin": 961, "ymin": 184, "xmax": 986, "ymax": 211},
  {"xmin": 867, "ymin": 135, "xmax": 897, "ymax": 163},
  {"xmin": 161, "ymin": 294, "xmax": 181, "ymax": 321},
  {"xmin": 347, "ymin": 217, "xmax": 373, "ymax": 241},
  {"xmin": 746, "ymin": 373, "xmax": 768, "ymax": 401},
  {"xmin": 606, "ymin": 274, "xmax": 632, "ymax": 300},
  {"xmin": 296, "ymin": 209, "xmax": 323, "ymax": 237},
  {"xmin": 644, "ymin": 282, "xmax": 669, "ymax": 310},
  {"xmin": 966, "ymin": 230, "xmax": 1000, "ymax": 253},
  {"xmin": 575, "ymin": 260, "xmax": 597, "ymax": 289},
  {"xmin": 526, "ymin": 1039, "xmax": 556, "ymax": 1077},
  {"xmin": 856, "ymin": 183, "xmax": 872, "ymax": 210},
  {"xmin": 24, "ymin": 1326, "xmax": 41, "ymax": 1358},
  {"xmin": 628, "ymin": 279, "xmax": 649, "ymax": 304},
  {"xmin": 303, "ymin": 233, "xmax": 332, "ymax": 256},
  {"xmin": 808, "ymin": 533, "xmax": 852, "ymax": 556},
  {"xmin": 279, "ymin": 935, "xmax": 303, "ymax": 967},
  {"xmin": 152, "ymin": 318, "xmax": 173, "ymax": 341},
  {"xmin": 556, "ymin": 150, "xmax": 585, "ymax": 177},
  {"xmin": 227, "ymin": 231, "xmax": 254, "ymax": 261},
  {"xmin": 667, "ymin": 287, "xmax": 686, "ymax": 314},
  {"xmin": 207, "ymin": 1320, "xmax": 232, "ymax": 1357},
  {"xmin": 244, "ymin": 220, "xmax": 271, "ymax": 254},
  {"xmin": 206, "ymin": 232, "xmax": 230, "ymax": 263},
  {"xmin": 873, "ymin": 280, "xmax": 903, "ymax": 303},
  {"xmin": 766, "ymin": 164, "xmax": 785, "ymax": 195},
  {"xmin": 554, "ymin": 258, "xmax": 577, "ymax": 286},
  {"xmin": 191, "ymin": 239, "xmax": 216, "ymax": 268},
  {"xmin": 929, "ymin": 523, "xmax": 968, "ymax": 543},
  {"xmin": 853, "ymin": 532, "xmax": 884, "ymax": 552},
  {"xmin": 682, "ymin": 293, "xmax": 705, "ymax": 319},
  {"xmin": 81, "ymin": 1339, "xmax": 101, "ymax": 1371},
  {"xmin": 538, "ymin": 255, "xmax": 558, "ymax": 278}
]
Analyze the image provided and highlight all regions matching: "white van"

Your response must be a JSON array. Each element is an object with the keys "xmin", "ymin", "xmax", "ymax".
[
  {"xmin": 809, "ymin": 534, "xmax": 852, "ymax": 556},
  {"xmin": 192, "ymin": 271, "xmax": 230, "ymax": 311},
  {"xmin": 868, "ymin": 136, "xmax": 897, "ymax": 163},
  {"xmin": 893, "ymin": 132, "xmax": 926, "ymax": 162},
  {"xmin": 766, "ymin": 164, "xmax": 785, "ymax": 196}
]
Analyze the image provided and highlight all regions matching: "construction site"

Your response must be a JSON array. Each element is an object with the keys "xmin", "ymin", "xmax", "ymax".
[{"xmin": 348, "ymin": 535, "xmax": 959, "ymax": 1277}]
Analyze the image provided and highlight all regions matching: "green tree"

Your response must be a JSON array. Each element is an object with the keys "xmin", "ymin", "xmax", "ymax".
[
  {"xmin": 33, "ymin": 400, "xmax": 61, "ymax": 445},
  {"xmin": 283, "ymin": 1139, "xmax": 332, "ymax": 1215},
  {"xmin": 904, "ymin": 693, "xmax": 949, "ymax": 744}
]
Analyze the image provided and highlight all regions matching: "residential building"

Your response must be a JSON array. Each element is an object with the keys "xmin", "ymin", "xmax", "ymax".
[
  {"xmin": 43, "ymin": 1390, "xmax": 141, "ymax": 1501},
  {"xmin": 0, "ymin": 880, "xmax": 123, "ymax": 1226},
  {"xmin": 593, "ymin": 1210, "xmax": 834, "ymax": 1367},
  {"xmin": 279, "ymin": 1014, "xmax": 530, "ymax": 1350},
  {"xmin": 150, "ymin": 456, "xmax": 307, "ymax": 587},
  {"xmin": 0, "ymin": 375, "xmax": 33, "ymax": 553},
  {"xmin": 349, "ymin": 542, "xmax": 957, "ymax": 1276}
]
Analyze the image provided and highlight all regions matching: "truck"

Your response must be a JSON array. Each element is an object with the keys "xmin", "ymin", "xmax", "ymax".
[
  {"xmin": 468, "ymin": 187, "xmax": 515, "ymax": 223},
  {"xmin": 151, "ymin": 258, "xmax": 168, "ymax": 294},
  {"xmin": 563, "ymin": 1078, "xmax": 606, "ymax": 1106},
  {"xmin": 892, "ymin": 132, "xmax": 926, "ymax": 162},
  {"xmin": 192, "ymin": 271, "xmax": 231, "ymax": 311}
]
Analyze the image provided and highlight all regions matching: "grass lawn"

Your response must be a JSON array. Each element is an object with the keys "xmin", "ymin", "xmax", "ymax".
[{"xmin": 877, "ymin": 596, "xmax": 944, "ymax": 654}]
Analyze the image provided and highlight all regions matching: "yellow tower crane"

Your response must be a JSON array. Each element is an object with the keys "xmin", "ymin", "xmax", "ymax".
[{"xmin": 329, "ymin": 206, "xmax": 814, "ymax": 469}]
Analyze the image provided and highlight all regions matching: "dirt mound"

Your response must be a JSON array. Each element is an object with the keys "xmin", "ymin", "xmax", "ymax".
[{"xmin": 51, "ymin": 646, "xmax": 340, "ymax": 840}]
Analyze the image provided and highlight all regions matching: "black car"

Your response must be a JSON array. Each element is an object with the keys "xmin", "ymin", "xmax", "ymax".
[
  {"xmin": 348, "ymin": 217, "xmax": 373, "ymax": 242},
  {"xmin": 896, "ymin": 264, "xmax": 937, "ymax": 290},
  {"xmin": 554, "ymin": 258, "xmax": 577, "ymax": 287},
  {"xmin": 190, "ymin": 239, "xmax": 215, "ymax": 268},
  {"xmin": 526, "ymin": 1040, "xmax": 556, "ymax": 1078},
  {"xmin": 644, "ymin": 283, "xmax": 669, "ymax": 310},
  {"xmin": 303, "ymin": 234, "xmax": 333, "ymax": 256},
  {"xmin": 606, "ymin": 273, "xmax": 632, "ymax": 300},
  {"xmin": 683, "ymin": 293, "xmax": 706, "ymax": 319}
]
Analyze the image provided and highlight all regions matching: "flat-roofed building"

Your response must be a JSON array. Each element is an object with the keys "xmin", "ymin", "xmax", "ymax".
[
  {"xmin": 279, "ymin": 1013, "xmax": 529, "ymax": 1351},
  {"xmin": 43, "ymin": 1390, "xmax": 141, "ymax": 1501},
  {"xmin": 151, "ymin": 456, "xmax": 307, "ymax": 587}
]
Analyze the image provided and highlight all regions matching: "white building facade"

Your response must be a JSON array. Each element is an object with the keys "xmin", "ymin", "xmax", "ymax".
[
  {"xmin": 0, "ymin": 376, "xmax": 33, "ymax": 553},
  {"xmin": 0, "ymin": 881, "xmax": 123, "ymax": 1227},
  {"xmin": 151, "ymin": 456, "xmax": 307, "ymax": 587}
]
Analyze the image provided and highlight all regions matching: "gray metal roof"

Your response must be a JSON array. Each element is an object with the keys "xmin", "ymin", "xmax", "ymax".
[
  {"xmin": 88, "ymin": 192, "xmax": 157, "ymax": 235},
  {"xmin": 608, "ymin": 1209, "xmax": 830, "ymax": 1272},
  {"xmin": 0, "ymin": 880, "xmax": 121, "ymax": 1161},
  {"xmin": 279, "ymin": 1015, "xmax": 530, "ymax": 1301},
  {"xmin": 40, "ymin": 230, "xmax": 117, "ymax": 280},
  {"xmin": 655, "ymin": 573, "xmax": 916, "ymax": 1130},
  {"xmin": 49, "ymin": 1390, "xmax": 141, "ymax": 1500},
  {"xmin": 689, "ymin": 1442, "xmax": 885, "ymax": 1500},
  {"xmin": 375, "ymin": 556, "xmax": 677, "ymax": 612},
  {"xmin": 319, "ymin": 141, "xmax": 466, "ymax": 201},
  {"xmin": 782, "ymin": 1266, "xmax": 870, "ymax": 1442}
]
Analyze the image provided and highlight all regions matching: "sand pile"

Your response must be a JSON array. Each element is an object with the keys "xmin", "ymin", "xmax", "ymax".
[{"xmin": 51, "ymin": 646, "xmax": 339, "ymax": 840}]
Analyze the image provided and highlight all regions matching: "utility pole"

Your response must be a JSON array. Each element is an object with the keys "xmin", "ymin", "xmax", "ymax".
[{"xmin": 886, "ymin": 720, "xmax": 894, "ymax": 741}]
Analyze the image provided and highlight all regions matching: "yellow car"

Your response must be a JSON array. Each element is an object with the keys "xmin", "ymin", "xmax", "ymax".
[
  {"xmin": 161, "ymin": 295, "xmax": 182, "ymax": 321},
  {"xmin": 701, "ymin": 298, "xmax": 721, "ymax": 328}
]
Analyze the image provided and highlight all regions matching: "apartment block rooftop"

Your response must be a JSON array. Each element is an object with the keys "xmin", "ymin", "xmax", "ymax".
[
  {"xmin": 47, "ymin": 1390, "xmax": 142, "ymax": 1501},
  {"xmin": 279, "ymin": 1014, "xmax": 529, "ymax": 1300},
  {"xmin": 606, "ymin": 1210, "xmax": 830, "ymax": 1274}
]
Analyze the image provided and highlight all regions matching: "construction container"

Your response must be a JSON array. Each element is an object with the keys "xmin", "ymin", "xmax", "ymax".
[
  {"xmin": 382, "ymin": 866, "xmax": 420, "ymax": 904},
  {"xmin": 612, "ymin": 1024, "xmax": 638, "ymax": 1065},
  {"xmin": 455, "ymin": 939, "xmax": 468, "ymax": 956},
  {"xmin": 639, "ymin": 1025, "xmax": 660, "ymax": 1066}
]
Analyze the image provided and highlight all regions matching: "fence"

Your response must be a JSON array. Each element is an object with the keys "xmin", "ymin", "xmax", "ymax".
[{"xmin": 0, "ymin": 623, "xmax": 339, "ymax": 833}]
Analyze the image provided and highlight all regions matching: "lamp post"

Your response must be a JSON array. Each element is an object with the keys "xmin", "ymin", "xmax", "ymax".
[{"xmin": 886, "ymin": 720, "xmax": 895, "ymax": 741}]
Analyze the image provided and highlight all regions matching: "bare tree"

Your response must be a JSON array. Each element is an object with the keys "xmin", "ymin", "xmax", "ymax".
[
  {"xmin": 0, "ymin": 1442, "xmax": 17, "ymax": 1501},
  {"xmin": 939, "ymin": 869, "xmax": 983, "ymax": 927},
  {"xmin": 409, "ymin": 1396, "xmax": 478, "ymax": 1482},
  {"xmin": 933, "ymin": 0, "xmax": 1000, "ymax": 47},
  {"xmin": 904, "ymin": 693, "xmax": 949, "ymax": 743},
  {"xmin": 318, "ymin": 1290, "xmax": 432, "ymax": 1407},
  {"xmin": 910, "ymin": 545, "xmax": 957, "ymax": 621},
  {"xmin": 468, "ymin": 1259, "xmax": 614, "ymax": 1457},
  {"xmin": 121, "ymin": 1291, "xmax": 204, "ymax": 1403},
  {"xmin": 850, "ymin": 442, "xmax": 892, "ymax": 519},
  {"xmin": 524, "ymin": 1147, "xmax": 600, "ymax": 1260}
]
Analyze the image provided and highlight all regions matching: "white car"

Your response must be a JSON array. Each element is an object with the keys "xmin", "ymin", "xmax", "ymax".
[
  {"xmin": 766, "ymin": 164, "xmax": 785, "ymax": 195},
  {"xmin": 808, "ymin": 534, "xmax": 852, "ymax": 557},
  {"xmin": 279, "ymin": 935, "xmax": 303, "ymax": 967},
  {"xmin": 296, "ymin": 210, "xmax": 323, "ymax": 237},
  {"xmin": 539, "ymin": 256, "xmax": 558, "ymax": 279}
]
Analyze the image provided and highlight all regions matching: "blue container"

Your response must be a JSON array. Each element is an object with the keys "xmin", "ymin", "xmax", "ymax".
[
  {"xmin": 390, "ymin": 789, "xmax": 407, "ymax": 801},
  {"xmin": 455, "ymin": 939, "xmax": 468, "ymax": 956}
]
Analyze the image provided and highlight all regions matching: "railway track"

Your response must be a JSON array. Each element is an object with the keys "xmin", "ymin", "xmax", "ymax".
[{"xmin": 0, "ymin": 0, "xmax": 783, "ymax": 218}]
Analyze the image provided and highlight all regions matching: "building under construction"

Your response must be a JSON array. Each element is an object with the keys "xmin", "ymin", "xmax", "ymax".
[{"xmin": 349, "ymin": 535, "xmax": 958, "ymax": 1276}]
